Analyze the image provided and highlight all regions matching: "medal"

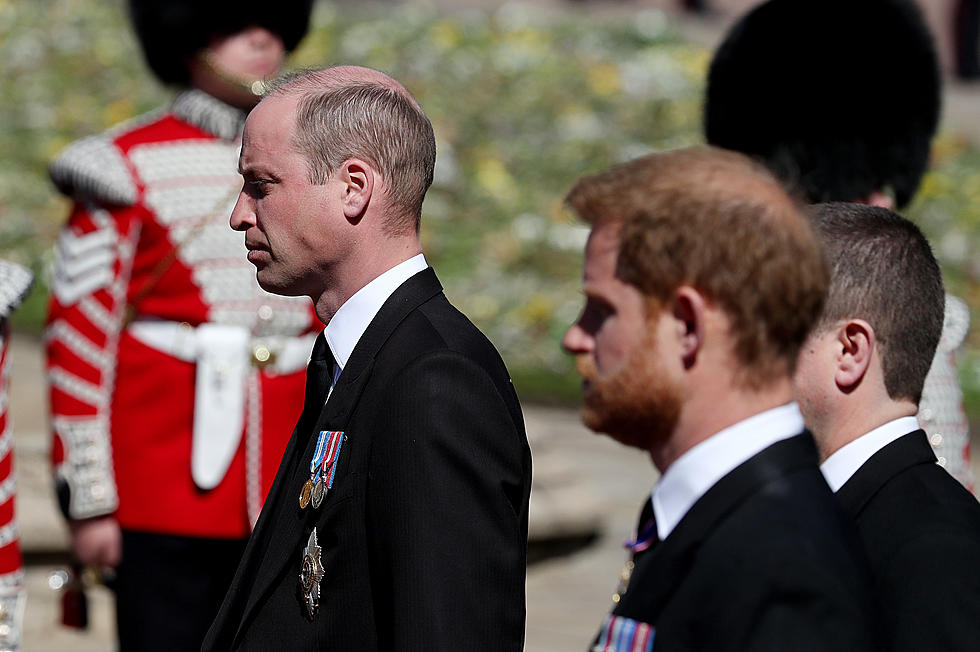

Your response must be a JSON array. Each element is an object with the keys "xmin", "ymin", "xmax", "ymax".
[
  {"xmin": 299, "ymin": 479, "xmax": 313, "ymax": 509},
  {"xmin": 301, "ymin": 431, "xmax": 345, "ymax": 510},
  {"xmin": 320, "ymin": 431, "xmax": 345, "ymax": 492},
  {"xmin": 311, "ymin": 477, "xmax": 325, "ymax": 509},
  {"xmin": 300, "ymin": 431, "xmax": 331, "ymax": 509},
  {"xmin": 299, "ymin": 528, "xmax": 324, "ymax": 619}
]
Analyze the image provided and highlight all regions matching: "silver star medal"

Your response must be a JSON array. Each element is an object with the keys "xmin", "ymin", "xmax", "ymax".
[{"xmin": 299, "ymin": 528, "xmax": 325, "ymax": 619}]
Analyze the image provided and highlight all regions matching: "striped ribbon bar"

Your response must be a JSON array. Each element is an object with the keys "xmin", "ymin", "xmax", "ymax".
[
  {"xmin": 309, "ymin": 430, "xmax": 330, "ymax": 474},
  {"xmin": 592, "ymin": 614, "xmax": 655, "ymax": 652},
  {"xmin": 318, "ymin": 431, "xmax": 345, "ymax": 489}
]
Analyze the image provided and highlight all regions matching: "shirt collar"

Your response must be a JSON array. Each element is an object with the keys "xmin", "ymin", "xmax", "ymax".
[
  {"xmin": 325, "ymin": 254, "xmax": 427, "ymax": 378},
  {"xmin": 171, "ymin": 89, "xmax": 246, "ymax": 141},
  {"xmin": 820, "ymin": 415, "xmax": 919, "ymax": 492},
  {"xmin": 651, "ymin": 402, "xmax": 804, "ymax": 541}
]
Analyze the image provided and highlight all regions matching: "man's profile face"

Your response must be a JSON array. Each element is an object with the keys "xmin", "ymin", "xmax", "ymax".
[
  {"xmin": 562, "ymin": 224, "xmax": 682, "ymax": 450},
  {"xmin": 791, "ymin": 326, "xmax": 839, "ymax": 438},
  {"xmin": 230, "ymin": 94, "xmax": 347, "ymax": 298}
]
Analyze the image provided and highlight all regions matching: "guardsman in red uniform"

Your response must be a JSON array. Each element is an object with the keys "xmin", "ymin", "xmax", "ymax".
[
  {"xmin": 45, "ymin": 2, "xmax": 316, "ymax": 648},
  {"xmin": 0, "ymin": 261, "xmax": 32, "ymax": 652}
]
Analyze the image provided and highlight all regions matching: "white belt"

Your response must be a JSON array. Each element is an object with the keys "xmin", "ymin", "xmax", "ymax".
[{"xmin": 127, "ymin": 320, "xmax": 316, "ymax": 490}]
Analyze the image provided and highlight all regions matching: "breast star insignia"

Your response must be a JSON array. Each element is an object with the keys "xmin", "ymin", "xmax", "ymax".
[{"xmin": 299, "ymin": 528, "xmax": 325, "ymax": 619}]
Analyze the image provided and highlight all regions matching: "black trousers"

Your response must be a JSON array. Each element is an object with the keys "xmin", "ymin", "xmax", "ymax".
[{"xmin": 115, "ymin": 530, "xmax": 247, "ymax": 652}]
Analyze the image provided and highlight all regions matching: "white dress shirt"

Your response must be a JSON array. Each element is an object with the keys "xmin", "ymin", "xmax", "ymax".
[
  {"xmin": 324, "ymin": 254, "xmax": 428, "ymax": 385},
  {"xmin": 819, "ymin": 415, "xmax": 920, "ymax": 492},
  {"xmin": 651, "ymin": 402, "xmax": 805, "ymax": 541}
]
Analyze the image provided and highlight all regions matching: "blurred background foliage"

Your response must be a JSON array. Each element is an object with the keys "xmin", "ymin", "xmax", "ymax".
[{"xmin": 1, "ymin": 0, "xmax": 978, "ymax": 412}]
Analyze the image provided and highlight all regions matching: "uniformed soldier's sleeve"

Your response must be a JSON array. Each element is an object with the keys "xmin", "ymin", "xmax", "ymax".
[
  {"xmin": 0, "ymin": 261, "xmax": 33, "ymax": 652},
  {"xmin": 366, "ymin": 350, "xmax": 528, "ymax": 651},
  {"xmin": 47, "ymin": 140, "xmax": 144, "ymax": 520}
]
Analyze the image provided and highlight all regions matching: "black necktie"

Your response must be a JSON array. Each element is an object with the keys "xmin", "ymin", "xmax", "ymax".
[
  {"xmin": 615, "ymin": 498, "xmax": 660, "ymax": 602},
  {"xmin": 301, "ymin": 334, "xmax": 334, "ymax": 423},
  {"xmin": 630, "ymin": 498, "xmax": 659, "ymax": 562}
]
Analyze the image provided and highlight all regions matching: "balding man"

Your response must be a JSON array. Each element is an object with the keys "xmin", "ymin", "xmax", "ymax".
[
  {"xmin": 562, "ymin": 147, "xmax": 878, "ymax": 651},
  {"xmin": 203, "ymin": 66, "xmax": 531, "ymax": 651}
]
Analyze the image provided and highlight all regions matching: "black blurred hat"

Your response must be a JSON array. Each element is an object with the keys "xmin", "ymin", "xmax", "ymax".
[
  {"xmin": 705, "ymin": 0, "xmax": 940, "ymax": 207},
  {"xmin": 128, "ymin": 0, "xmax": 315, "ymax": 86}
]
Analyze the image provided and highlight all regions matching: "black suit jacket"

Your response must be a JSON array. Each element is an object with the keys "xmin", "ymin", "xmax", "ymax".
[
  {"xmin": 203, "ymin": 268, "xmax": 531, "ymax": 651},
  {"xmin": 595, "ymin": 433, "xmax": 878, "ymax": 651},
  {"xmin": 835, "ymin": 429, "xmax": 980, "ymax": 651}
]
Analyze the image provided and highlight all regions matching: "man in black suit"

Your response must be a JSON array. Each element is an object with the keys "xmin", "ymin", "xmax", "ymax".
[
  {"xmin": 704, "ymin": 0, "xmax": 976, "ymax": 491},
  {"xmin": 203, "ymin": 66, "xmax": 531, "ymax": 651},
  {"xmin": 794, "ymin": 202, "xmax": 980, "ymax": 651},
  {"xmin": 562, "ymin": 147, "xmax": 878, "ymax": 651}
]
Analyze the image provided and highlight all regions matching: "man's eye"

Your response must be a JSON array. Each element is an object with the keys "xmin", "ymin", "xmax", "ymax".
[
  {"xmin": 244, "ymin": 180, "xmax": 271, "ymax": 198},
  {"xmin": 579, "ymin": 301, "xmax": 612, "ymax": 334}
]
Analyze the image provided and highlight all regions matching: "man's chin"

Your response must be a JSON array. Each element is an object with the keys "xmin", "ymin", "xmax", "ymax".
[
  {"xmin": 580, "ymin": 405, "xmax": 651, "ymax": 451},
  {"xmin": 254, "ymin": 271, "xmax": 300, "ymax": 298}
]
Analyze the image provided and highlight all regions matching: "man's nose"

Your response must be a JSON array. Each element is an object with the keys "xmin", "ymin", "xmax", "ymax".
[
  {"xmin": 562, "ymin": 322, "xmax": 592, "ymax": 355},
  {"xmin": 229, "ymin": 192, "xmax": 255, "ymax": 232},
  {"xmin": 245, "ymin": 26, "xmax": 281, "ymax": 51}
]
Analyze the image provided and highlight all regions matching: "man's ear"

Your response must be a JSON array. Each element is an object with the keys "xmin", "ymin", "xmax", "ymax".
[
  {"xmin": 671, "ymin": 286, "xmax": 706, "ymax": 369},
  {"xmin": 338, "ymin": 158, "xmax": 375, "ymax": 221},
  {"xmin": 835, "ymin": 319, "xmax": 875, "ymax": 391}
]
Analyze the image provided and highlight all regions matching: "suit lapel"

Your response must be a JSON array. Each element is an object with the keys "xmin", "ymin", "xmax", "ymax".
[
  {"xmin": 232, "ymin": 268, "xmax": 445, "ymax": 641},
  {"xmin": 620, "ymin": 434, "xmax": 818, "ymax": 618},
  {"xmin": 835, "ymin": 430, "xmax": 936, "ymax": 518},
  {"xmin": 205, "ymin": 412, "xmax": 311, "ymax": 650}
]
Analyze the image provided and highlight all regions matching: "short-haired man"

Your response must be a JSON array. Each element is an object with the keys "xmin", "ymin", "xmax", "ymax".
[
  {"xmin": 704, "ymin": 0, "xmax": 973, "ymax": 489},
  {"xmin": 795, "ymin": 202, "xmax": 980, "ymax": 651},
  {"xmin": 203, "ymin": 66, "xmax": 531, "ymax": 650},
  {"xmin": 563, "ymin": 147, "xmax": 878, "ymax": 651}
]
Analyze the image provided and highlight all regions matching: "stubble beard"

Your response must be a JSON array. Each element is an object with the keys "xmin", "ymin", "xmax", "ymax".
[{"xmin": 577, "ymin": 346, "xmax": 682, "ymax": 453}]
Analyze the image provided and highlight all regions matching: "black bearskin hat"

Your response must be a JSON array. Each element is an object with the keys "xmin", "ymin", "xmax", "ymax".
[
  {"xmin": 128, "ymin": 0, "xmax": 315, "ymax": 87},
  {"xmin": 705, "ymin": 0, "xmax": 940, "ymax": 208}
]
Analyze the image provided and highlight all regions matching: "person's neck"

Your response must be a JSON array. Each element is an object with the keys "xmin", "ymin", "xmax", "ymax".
[
  {"xmin": 313, "ymin": 235, "xmax": 422, "ymax": 325},
  {"xmin": 650, "ymin": 376, "xmax": 795, "ymax": 473},
  {"xmin": 812, "ymin": 397, "xmax": 917, "ymax": 462}
]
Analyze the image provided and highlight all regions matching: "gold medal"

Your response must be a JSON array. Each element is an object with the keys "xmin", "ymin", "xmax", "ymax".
[
  {"xmin": 299, "ymin": 478, "xmax": 313, "ymax": 509},
  {"xmin": 311, "ymin": 477, "xmax": 325, "ymax": 509}
]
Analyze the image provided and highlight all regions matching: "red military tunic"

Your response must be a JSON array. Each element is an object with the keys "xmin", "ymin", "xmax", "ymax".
[
  {"xmin": 47, "ymin": 90, "xmax": 321, "ymax": 538},
  {"xmin": 0, "ymin": 260, "xmax": 32, "ymax": 651}
]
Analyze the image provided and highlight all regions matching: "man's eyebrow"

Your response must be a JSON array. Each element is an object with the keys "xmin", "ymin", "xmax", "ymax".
[{"xmin": 238, "ymin": 162, "xmax": 259, "ymax": 177}]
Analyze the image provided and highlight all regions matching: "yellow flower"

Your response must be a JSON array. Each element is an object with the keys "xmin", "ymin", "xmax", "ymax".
[
  {"xmin": 431, "ymin": 20, "xmax": 461, "ymax": 50},
  {"xmin": 504, "ymin": 27, "xmax": 546, "ymax": 50},
  {"xmin": 678, "ymin": 46, "xmax": 710, "ymax": 80},
  {"xmin": 964, "ymin": 172, "xmax": 980, "ymax": 206},
  {"xmin": 102, "ymin": 99, "xmax": 135, "ymax": 127},
  {"xmin": 44, "ymin": 136, "xmax": 70, "ymax": 160},
  {"xmin": 468, "ymin": 294, "xmax": 500, "ymax": 320},
  {"xmin": 917, "ymin": 171, "xmax": 951, "ymax": 200},
  {"xmin": 518, "ymin": 293, "xmax": 555, "ymax": 331},
  {"xmin": 549, "ymin": 198, "xmax": 575, "ymax": 224},
  {"xmin": 476, "ymin": 157, "xmax": 515, "ymax": 196},
  {"xmin": 931, "ymin": 134, "xmax": 970, "ymax": 165},
  {"xmin": 587, "ymin": 63, "xmax": 620, "ymax": 96},
  {"xmin": 485, "ymin": 232, "xmax": 520, "ymax": 266}
]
